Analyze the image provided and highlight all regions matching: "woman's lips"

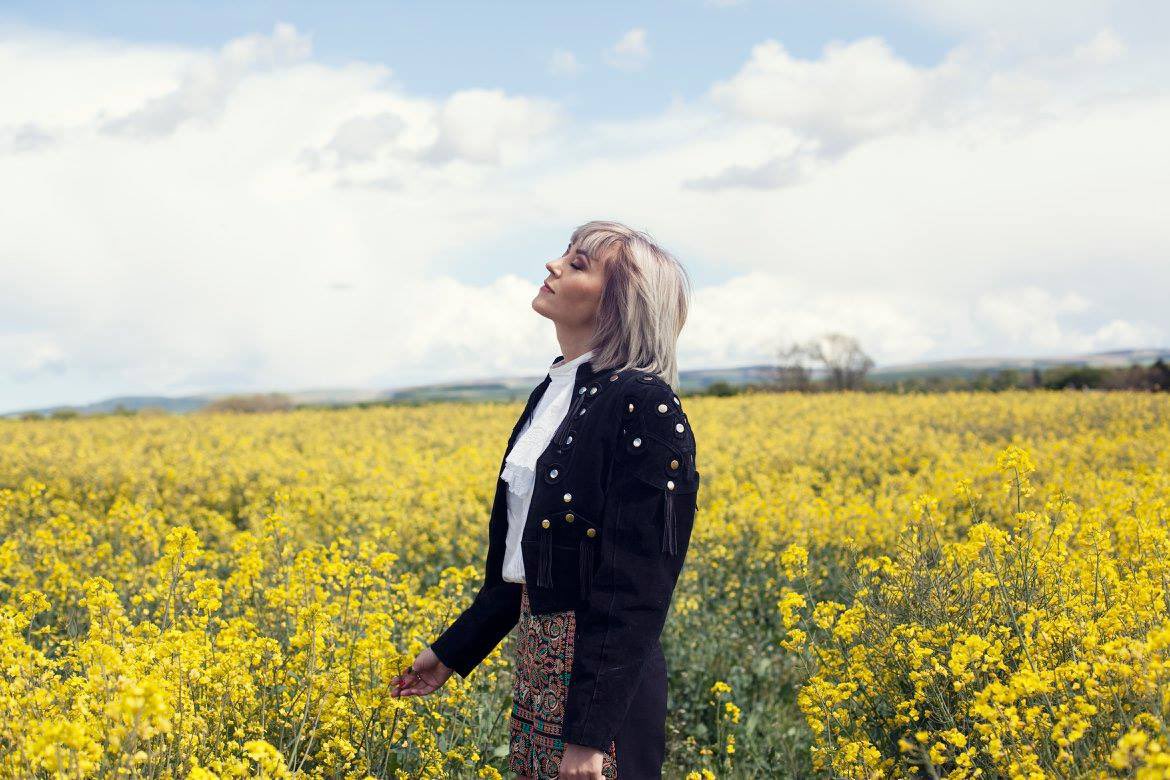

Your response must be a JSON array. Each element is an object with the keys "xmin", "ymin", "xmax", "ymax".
[{"xmin": 541, "ymin": 282, "xmax": 554, "ymax": 294}]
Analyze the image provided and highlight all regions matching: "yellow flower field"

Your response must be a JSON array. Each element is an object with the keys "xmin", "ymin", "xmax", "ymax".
[{"xmin": 1, "ymin": 390, "xmax": 1168, "ymax": 778}]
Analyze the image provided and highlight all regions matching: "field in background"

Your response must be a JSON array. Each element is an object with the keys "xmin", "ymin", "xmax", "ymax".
[{"xmin": 1, "ymin": 390, "xmax": 1168, "ymax": 778}]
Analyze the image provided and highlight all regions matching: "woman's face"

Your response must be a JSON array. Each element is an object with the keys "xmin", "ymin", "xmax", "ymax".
[{"xmin": 532, "ymin": 239, "xmax": 605, "ymax": 328}]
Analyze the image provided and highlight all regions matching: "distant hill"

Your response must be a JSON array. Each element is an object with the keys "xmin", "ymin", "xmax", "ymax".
[
  {"xmin": 864, "ymin": 347, "xmax": 1170, "ymax": 383},
  {"xmin": 4, "ymin": 347, "xmax": 1167, "ymax": 418}
]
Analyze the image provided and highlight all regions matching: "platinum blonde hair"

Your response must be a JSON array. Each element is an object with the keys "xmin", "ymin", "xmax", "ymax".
[{"xmin": 568, "ymin": 220, "xmax": 693, "ymax": 393}]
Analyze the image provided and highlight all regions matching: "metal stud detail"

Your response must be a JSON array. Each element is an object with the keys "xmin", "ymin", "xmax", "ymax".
[
  {"xmin": 565, "ymin": 435, "xmax": 573, "ymax": 445},
  {"xmin": 673, "ymin": 396, "xmax": 680, "ymax": 405},
  {"xmin": 549, "ymin": 468, "xmax": 559, "ymax": 479},
  {"xmin": 541, "ymin": 518, "xmax": 550, "ymax": 529},
  {"xmin": 565, "ymin": 513, "xmax": 574, "ymax": 523},
  {"xmin": 667, "ymin": 480, "xmax": 675, "ymax": 490},
  {"xmin": 657, "ymin": 403, "xmax": 668, "ymax": 413},
  {"xmin": 627, "ymin": 403, "xmax": 635, "ymax": 413},
  {"xmin": 589, "ymin": 386, "xmax": 598, "ymax": 395},
  {"xmin": 563, "ymin": 492, "xmax": 572, "ymax": 503},
  {"xmin": 675, "ymin": 423, "xmax": 685, "ymax": 433},
  {"xmin": 632, "ymin": 437, "xmax": 642, "ymax": 447},
  {"xmin": 609, "ymin": 374, "xmax": 619, "ymax": 381},
  {"xmin": 670, "ymin": 459, "xmax": 679, "ymax": 470},
  {"xmin": 586, "ymin": 527, "xmax": 596, "ymax": 537},
  {"xmin": 577, "ymin": 386, "xmax": 586, "ymax": 395}
]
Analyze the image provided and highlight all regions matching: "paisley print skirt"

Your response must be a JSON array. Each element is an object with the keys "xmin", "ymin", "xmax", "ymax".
[{"xmin": 508, "ymin": 584, "xmax": 619, "ymax": 779}]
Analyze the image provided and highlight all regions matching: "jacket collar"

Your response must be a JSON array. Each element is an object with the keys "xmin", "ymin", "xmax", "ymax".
[
  {"xmin": 549, "ymin": 349, "xmax": 594, "ymax": 381},
  {"xmin": 551, "ymin": 352, "xmax": 613, "ymax": 386},
  {"xmin": 504, "ymin": 352, "xmax": 618, "ymax": 460}
]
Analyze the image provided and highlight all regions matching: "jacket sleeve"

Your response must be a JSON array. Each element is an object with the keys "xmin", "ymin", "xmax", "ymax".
[
  {"xmin": 561, "ymin": 379, "xmax": 701, "ymax": 751},
  {"xmin": 429, "ymin": 380, "xmax": 550, "ymax": 678},
  {"xmin": 428, "ymin": 546, "xmax": 521, "ymax": 678}
]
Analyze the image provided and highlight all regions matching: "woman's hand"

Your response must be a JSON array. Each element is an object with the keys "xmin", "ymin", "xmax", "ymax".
[
  {"xmin": 559, "ymin": 743, "xmax": 605, "ymax": 779},
  {"xmin": 390, "ymin": 646, "xmax": 453, "ymax": 697}
]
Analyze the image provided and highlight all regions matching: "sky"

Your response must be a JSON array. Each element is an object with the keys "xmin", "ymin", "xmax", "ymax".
[{"xmin": 1, "ymin": 1, "xmax": 1168, "ymax": 414}]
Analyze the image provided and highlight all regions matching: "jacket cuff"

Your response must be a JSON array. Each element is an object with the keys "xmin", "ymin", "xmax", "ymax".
[
  {"xmin": 561, "ymin": 722, "xmax": 616, "ymax": 753},
  {"xmin": 429, "ymin": 634, "xmax": 474, "ymax": 679},
  {"xmin": 429, "ymin": 579, "xmax": 522, "ymax": 678}
]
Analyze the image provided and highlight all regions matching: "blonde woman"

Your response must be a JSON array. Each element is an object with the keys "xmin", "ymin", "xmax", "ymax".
[{"xmin": 392, "ymin": 221, "xmax": 701, "ymax": 780}]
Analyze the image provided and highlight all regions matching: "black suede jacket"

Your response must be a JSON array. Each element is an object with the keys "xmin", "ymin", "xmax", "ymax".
[{"xmin": 429, "ymin": 355, "xmax": 701, "ymax": 752}]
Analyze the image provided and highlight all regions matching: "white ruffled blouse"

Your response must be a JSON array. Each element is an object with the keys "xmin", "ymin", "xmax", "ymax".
[{"xmin": 500, "ymin": 349, "xmax": 594, "ymax": 584}]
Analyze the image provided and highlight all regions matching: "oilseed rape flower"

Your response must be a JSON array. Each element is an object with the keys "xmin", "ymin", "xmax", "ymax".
[
  {"xmin": 0, "ymin": 390, "xmax": 1167, "ymax": 776},
  {"xmin": 709, "ymin": 680, "xmax": 732, "ymax": 697},
  {"xmin": 780, "ymin": 542, "xmax": 808, "ymax": 580}
]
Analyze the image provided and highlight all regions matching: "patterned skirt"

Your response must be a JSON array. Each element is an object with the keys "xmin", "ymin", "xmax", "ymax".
[{"xmin": 508, "ymin": 584, "xmax": 619, "ymax": 779}]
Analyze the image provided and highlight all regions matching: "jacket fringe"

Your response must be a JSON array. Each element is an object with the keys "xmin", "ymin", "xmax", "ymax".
[
  {"xmin": 579, "ymin": 538, "xmax": 594, "ymax": 600},
  {"xmin": 661, "ymin": 488, "xmax": 678, "ymax": 555},
  {"xmin": 537, "ymin": 530, "xmax": 553, "ymax": 587}
]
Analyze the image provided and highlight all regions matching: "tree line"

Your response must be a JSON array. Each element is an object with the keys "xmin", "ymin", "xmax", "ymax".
[{"xmin": 697, "ymin": 332, "xmax": 1170, "ymax": 396}]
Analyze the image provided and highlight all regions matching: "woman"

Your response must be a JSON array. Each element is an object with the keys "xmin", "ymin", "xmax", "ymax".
[{"xmin": 391, "ymin": 220, "xmax": 700, "ymax": 780}]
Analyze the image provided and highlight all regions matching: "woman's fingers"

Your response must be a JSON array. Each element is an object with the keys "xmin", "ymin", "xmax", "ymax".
[
  {"xmin": 407, "ymin": 671, "xmax": 435, "ymax": 693},
  {"xmin": 391, "ymin": 664, "xmax": 441, "ymax": 697},
  {"xmin": 398, "ymin": 681, "xmax": 432, "ymax": 697},
  {"xmin": 391, "ymin": 665, "xmax": 418, "ymax": 695},
  {"xmin": 390, "ymin": 657, "xmax": 452, "ymax": 697}
]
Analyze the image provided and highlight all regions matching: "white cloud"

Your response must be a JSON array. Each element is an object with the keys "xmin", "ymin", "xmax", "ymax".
[
  {"xmin": 101, "ymin": 22, "xmax": 312, "ymax": 137},
  {"xmin": 420, "ymin": 89, "xmax": 563, "ymax": 165},
  {"xmin": 0, "ymin": 332, "xmax": 67, "ymax": 381},
  {"xmin": 684, "ymin": 272, "xmax": 946, "ymax": 366},
  {"xmin": 602, "ymin": 28, "xmax": 650, "ymax": 71},
  {"xmin": 0, "ymin": 122, "xmax": 57, "ymax": 153},
  {"xmin": 973, "ymin": 288, "xmax": 1163, "ymax": 353},
  {"xmin": 548, "ymin": 49, "xmax": 582, "ymax": 76},
  {"xmin": 703, "ymin": 24, "xmax": 1158, "ymax": 168},
  {"xmin": 1075, "ymin": 28, "xmax": 1126, "ymax": 64},
  {"xmin": 974, "ymin": 288, "xmax": 1092, "ymax": 349},
  {"xmin": 709, "ymin": 37, "xmax": 930, "ymax": 156},
  {"xmin": 0, "ymin": 22, "xmax": 578, "ymax": 410},
  {"xmin": 1088, "ymin": 318, "xmax": 1161, "ymax": 350},
  {"xmin": 1, "ymin": 13, "xmax": 1167, "ymax": 412},
  {"xmin": 311, "ymin": 111, "xmax": 408, "ymax": 166}
]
